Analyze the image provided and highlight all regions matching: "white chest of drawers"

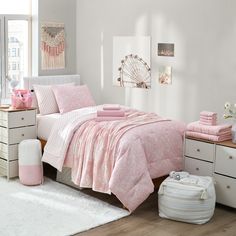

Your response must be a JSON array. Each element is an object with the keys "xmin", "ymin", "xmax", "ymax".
[
  {"xmin": 184, "ymin": 137, "xmax": 236, "ymax": 208},
  {"xmin": 0, "ymin": 108, "xmax": 37, "ymax": 179}
]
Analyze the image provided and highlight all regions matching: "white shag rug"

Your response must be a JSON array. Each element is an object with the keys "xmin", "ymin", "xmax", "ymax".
[{"xmin": 0, "ymin": 177, "xmax": 130, "ymax": 236}]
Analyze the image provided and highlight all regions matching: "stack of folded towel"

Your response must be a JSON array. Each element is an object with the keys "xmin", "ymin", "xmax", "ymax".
[
  {"xmin": 199, "ymin": 111, "xmax": 217, "ymax": 126},
  {"xmin": 96, "ymin": 104, "xmax": 126, "ymax": 121},
  {"xmin": 186, "ymin": 111, "xmax": 232, "ymax": 142}
]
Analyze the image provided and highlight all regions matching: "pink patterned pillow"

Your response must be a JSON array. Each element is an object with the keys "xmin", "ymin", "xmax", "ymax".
[
  {"xmin": 33, "ymin": 83, "xmax": 74, "ymax": 115},
  {"xmin": 52, "ymin": 85, "xmax": 96, "ymax": 114}
]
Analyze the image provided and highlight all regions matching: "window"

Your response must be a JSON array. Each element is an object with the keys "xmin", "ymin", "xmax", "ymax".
[
  {"xmin": 0, "ymin": 15, "xmax": 31, "ymax": 97},
  {"xmin": 11, "ymin": 48, "xmax": 17, "ymax": 57},
  {"xmin": 12, "ymin": 63, "xmax": 17, "ymax": 70}
]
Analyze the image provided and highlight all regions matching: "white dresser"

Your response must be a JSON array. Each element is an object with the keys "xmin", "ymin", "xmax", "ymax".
[
  {"xmin": 184, "ymin": 137, "xmax": 236, "ymax": 208},
  {"xmin": 0, "ymin": 108, "xmax": 37, "ymax": 179}
]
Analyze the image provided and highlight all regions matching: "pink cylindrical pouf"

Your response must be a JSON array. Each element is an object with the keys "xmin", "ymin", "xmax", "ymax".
[{"xmin": 19, "ymin": 139, "xmax": 43, "ymax": 186}]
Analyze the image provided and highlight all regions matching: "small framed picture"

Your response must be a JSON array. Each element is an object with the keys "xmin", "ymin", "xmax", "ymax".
[
  {"xmin": 159, "ymin": 66, "xmax": 172, "ymax": 85},
  {"xmin": 158, "ymin": 43, "xmax": 174, "ymax": 57}
]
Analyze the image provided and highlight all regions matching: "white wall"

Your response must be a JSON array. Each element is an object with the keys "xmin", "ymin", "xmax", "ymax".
[
  {"xmin": 35, "ymin": 0, "xmax": 77, "ymax": 76},
  {"xmin": 76, "ymin": 0, "xmax": 236, "ymax": 123}
]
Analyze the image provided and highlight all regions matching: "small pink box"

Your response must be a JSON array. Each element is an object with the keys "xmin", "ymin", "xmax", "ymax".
[{"xmin": 11, "ymin": 89, "xmax": 32, "ymax": 109}]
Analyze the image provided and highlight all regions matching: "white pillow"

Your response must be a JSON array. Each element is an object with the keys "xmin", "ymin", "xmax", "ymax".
[{"xmin": 33, "ymin": 83, "xmax": 74, "ymax": 115}]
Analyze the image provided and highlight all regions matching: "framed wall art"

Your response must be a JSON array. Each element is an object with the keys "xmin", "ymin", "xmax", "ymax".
[
  {"xmin": 158, "ymin": 43, "xmax": 174, "ymax": 57},
  {"xmin": 113, "ymin": 36, "xmax": 151, "ymax": 89},
  {"xmin": 159, "ymin": 66, "xmax": 172, "ymax": 85}
]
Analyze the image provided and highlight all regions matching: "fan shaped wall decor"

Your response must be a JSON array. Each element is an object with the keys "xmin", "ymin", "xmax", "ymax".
[
  {"xmin": 41, "ymin": 22, "xmax": 65, "ymax": 70},
  {"xmin": 113, "ymin": 36, "xmax": 151, "ymax": 89}
]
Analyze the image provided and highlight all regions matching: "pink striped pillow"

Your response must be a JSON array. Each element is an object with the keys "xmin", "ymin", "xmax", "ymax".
[
  {"xmin": 52, "ymin": 85, "xmax": 96, "ymax": 114},
  {"xmin": 33, "ymin": 83, "xmax": 74, "ymax": 115}
]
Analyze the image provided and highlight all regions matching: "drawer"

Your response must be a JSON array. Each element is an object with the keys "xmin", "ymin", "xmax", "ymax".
[
  {"xmin": 0, "ymin": 126, "xmax": 37, "ymax": 144},
  {"xmin": 214, "ymin": 173, "xmax": 236, "ymax": 208},
  {"xmin": 0, "ymin": 143, "xmax": 18, "ymax": 161},
  {"xmin": 0, "ymin": 110, "xmax": 36, "ymax": 128},
  {"xmin": 185, "ymin": 139, "xmax": 214, "ymax": 162},
  {"xmin": 0, "ymin": 158, "xmax": 7, "ymax": 176},
  {"xmin": 185, "ymin": 156, "xmax": 213, "ymax": 176},
  {"xmin": 0, "ymin": 158, "xmax": 18, "ymax": 178},
  {"xmin": 215, "ymin": 145, "xmax": 236, "ymax": 178},
  {"xmin": 0, "ymin": 111, "xmax": 8, "ymax": 121}
]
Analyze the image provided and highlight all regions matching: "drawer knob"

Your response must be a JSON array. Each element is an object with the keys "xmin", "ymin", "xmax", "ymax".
[
  {"xmin": 21, "ymin": 117, "xmax": 24, "ymax": 121},
  {"xmin": 229, "ymin": 156, "xmax": 233, "ymax": 160},
  {"xmin": 196, "ymin": 149, "xmax": 200, "ymax": 152},
  {"xmin": 21, "ymin": 134, "xmax": 25, "ymax": 137},
  {"xmin": 196, "ymin": 167, "xmax": 199, "ymax": 171},
  {"xmin": 227, "ymin": 185, "xmax": 231, "ymax": 189}
]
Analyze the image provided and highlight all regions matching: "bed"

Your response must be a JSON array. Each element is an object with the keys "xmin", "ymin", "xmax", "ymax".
[{"xmin": 23, "ymin": 75, "xmax": 186, "ymax": 212}]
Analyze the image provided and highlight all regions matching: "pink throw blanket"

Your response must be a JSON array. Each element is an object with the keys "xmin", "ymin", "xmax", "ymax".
[
  {"xmin": 187, "ymin": 121, "xmax": 232, "ymax": 135},
  {"xmin": 43, "ymin": 106, "xmax": 186, "ymax": 212}
]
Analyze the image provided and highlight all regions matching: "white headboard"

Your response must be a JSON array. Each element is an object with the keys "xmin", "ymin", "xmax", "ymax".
[{"xmin": 23, "ymin": 74, "xmax": 80, "ymax": 91}]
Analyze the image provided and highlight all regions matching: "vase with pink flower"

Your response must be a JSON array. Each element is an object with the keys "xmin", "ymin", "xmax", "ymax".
[{"xmin": 224, "ymin": 102, "xmax": 236, "ymax": 143}]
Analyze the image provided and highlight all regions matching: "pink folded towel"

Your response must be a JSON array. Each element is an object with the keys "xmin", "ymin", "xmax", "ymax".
[
  {"xmin": 103, "ymin": 104, "xmax": 121, "ymax": 110},
  {"xmin": 199, "ymin": 120, "xmax": 217, "ymax": 126},
  {"xmin": 187, "ymin": 121, "xmax": 231, "ymax": 135},
  {"xmin": 200, "ymin": 116, "xmax": 217, "ymax": 121},
  {"xmin": 95, "ymin": 116, "xmax": 126, "ymax": 122},
  {"xmin": 97, "ymin": 110, "xmax": 125, "ymax": 117},
  {"xmin": 200, "ymin": 111, "xmax": 217, "ymax": 117},
  {"xmin": 186, "ymin": 131, "xmax": 232, "ymax": 142}
]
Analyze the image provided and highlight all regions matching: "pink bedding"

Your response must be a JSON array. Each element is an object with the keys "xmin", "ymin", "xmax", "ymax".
[{"xmin": 42, "ymin": 106, "xmax": 186, "ymax": 212}]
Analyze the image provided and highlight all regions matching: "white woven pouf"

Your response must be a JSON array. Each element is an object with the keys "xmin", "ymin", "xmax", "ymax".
[
  {"xmin": 18, "ymin": 139, "xmax": 43, "ymax": 186},
  {"xmin": 158, "ymin": 173, "xmax": 216, "ymax": 224}
]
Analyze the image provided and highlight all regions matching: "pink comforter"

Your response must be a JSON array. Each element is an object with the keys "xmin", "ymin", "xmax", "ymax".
[{"xmin": 42, "ymin": 106, "xmax": 186, "ymax": 212}]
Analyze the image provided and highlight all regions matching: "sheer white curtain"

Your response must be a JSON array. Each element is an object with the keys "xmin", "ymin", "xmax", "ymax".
[{"xmin": 0, "ymin": 0, "xmax": 31, "ymax": 14}]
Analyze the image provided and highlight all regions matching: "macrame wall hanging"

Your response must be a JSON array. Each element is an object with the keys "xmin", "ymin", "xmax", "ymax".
[{"xmin": 41, "ymin": 22, "xmax": 65, "ymax": 70}]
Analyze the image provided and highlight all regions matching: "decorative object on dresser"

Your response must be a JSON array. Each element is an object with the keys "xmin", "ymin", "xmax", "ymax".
[
  {"xmin": 11, "ymin": 89, "xmax": 32, "ymax": 109},
  {"xmin": 19, "ymin": 139, "xmax": 43, "ymax": 185},
  {"xmin": 184, "ymin": 136, "xmax": 236, "ymax": 208},
  {"xmin": 223, "ymin": 102, "xmax": 236, "ymax": 143},
  {"xmin": 158, "ymin": 172, "xmax": 216, "ymax": 224},
  {"xmin": 0, "ymin": 108, "xmax": 37, "ymax": 179}
]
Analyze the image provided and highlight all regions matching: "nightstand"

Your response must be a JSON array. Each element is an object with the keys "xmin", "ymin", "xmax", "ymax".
[
  {"xmin": 0, "ymin": 108, "xmax": 37, "ymax": 179},
  {"xmin": 184, "ymin": 136, "xmax": 236, "ymax": 208}
]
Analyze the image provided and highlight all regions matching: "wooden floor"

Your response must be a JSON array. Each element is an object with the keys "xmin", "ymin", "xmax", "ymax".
[{"xmin": 74, "ymin": 190, "xmax": 236, "ymax": 236}]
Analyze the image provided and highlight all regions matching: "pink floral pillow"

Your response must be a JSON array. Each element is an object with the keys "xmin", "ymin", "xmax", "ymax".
[
  {"xmin": 52, "ymin": 85, "xmax": 96, "ymax": 114},
  {"xmin": 33, "ymin": 83, "xmax": 74, "ymax": 115}
]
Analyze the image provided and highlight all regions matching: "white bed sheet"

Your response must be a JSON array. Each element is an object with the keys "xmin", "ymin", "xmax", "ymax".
[{"xmin": 37, "ymin": 113, "xmax": 61, "ymax": 141}]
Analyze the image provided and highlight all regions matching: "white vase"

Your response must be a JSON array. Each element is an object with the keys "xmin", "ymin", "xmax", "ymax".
[{"xmin": 231, "ymin": 123, "xmax": 236, "ymax": 143}]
